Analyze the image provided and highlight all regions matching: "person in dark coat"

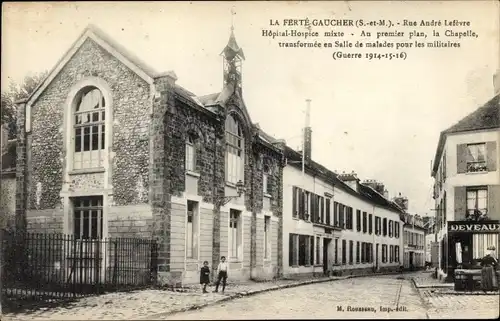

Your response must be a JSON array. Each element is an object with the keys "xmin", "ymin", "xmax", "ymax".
[
  {"xmin": 200, "ymin": 261, "xmax": 210, "ymax": 293},
  {"xmin": 480, "ymin": 246, "xmax": 498, "ymax": 293}
]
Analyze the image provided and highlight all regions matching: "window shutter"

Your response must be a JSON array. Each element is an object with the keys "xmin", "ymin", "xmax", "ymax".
[
  {"xmin": 486, "ymin": 141, "xmax": 497, "ymax": 172},
  {"xmin": 289, "ymin": 234, "xmax": 294, "ymax": 266},
  {"xmin": 292, "ymin": 187, "xmax": 297, "ymax": 217},
  {"xmin": 457, "ymin": 144, "xmax": 467, "ymax": 174},
  {"xmin": 488, "ymin": 185, "xmax": 500, "ymax": 219},
  {"xmin": 454, "ymin": 186, "xmax": 466, "ymax": 221}
]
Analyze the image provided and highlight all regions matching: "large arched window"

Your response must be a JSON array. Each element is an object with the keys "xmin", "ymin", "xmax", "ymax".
[
  {"xmin": 73, "ymin": 87, "xmax": 106, "ymax": 170},
  {"xmin": 225, "ymin": 114, "xmax": 244, "ymax": 184}
]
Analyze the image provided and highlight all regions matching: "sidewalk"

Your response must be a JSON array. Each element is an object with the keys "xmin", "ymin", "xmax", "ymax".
[
  {"xmin": 412, "ymin": 271, "xmax": 454, "ymax": 289},
  {"xmin": 412, "ymin": 271, "xmax": 500, "ymax": 319},
  {"xmin": 1, "ymin": 271, "xmax": 403, "ymax": 321}
]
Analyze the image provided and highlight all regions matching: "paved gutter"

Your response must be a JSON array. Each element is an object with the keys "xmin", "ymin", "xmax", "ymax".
[{"xmin": 139, "ymin": 271, "xmax": 406, "ymax": 320}]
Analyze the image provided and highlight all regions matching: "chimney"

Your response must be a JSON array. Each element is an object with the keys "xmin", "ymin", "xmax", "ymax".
[
  {"xmin": 303, "ymin": 99, "xmax": 312, "ymax": 162},
  {"xmin": 339, "ymin": 171, "xmax": 359, "ymax": 191}
]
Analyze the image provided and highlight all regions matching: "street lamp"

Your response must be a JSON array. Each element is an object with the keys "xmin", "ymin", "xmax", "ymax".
[{"xmin": 215, "ymin": 180, "xmax": 246, "ymax": 207}]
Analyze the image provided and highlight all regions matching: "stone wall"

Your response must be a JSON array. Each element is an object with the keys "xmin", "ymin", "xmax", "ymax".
[{"xmin": 28, "ymin": 38, "xmax": 152, "ymax": 212}]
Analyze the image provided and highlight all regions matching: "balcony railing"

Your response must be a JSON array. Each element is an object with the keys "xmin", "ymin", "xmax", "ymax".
[{"xmin": 467, "ymin": 161, "xmax": 487, "ymax": 173}]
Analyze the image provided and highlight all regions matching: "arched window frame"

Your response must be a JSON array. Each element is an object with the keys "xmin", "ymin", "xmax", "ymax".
[
  {"xmin": 72, "ymin": 86, "xmax": 106, "ymax": 170},
  {"xmin": 185, "ymin": 134, "xmax": 197, "ymax": 173},
  {"xmin": 225, "ymin": 114, "xmax": 245, "ymax": 184},
  {"xmin": 64, "ymin": 77, "xmax": 112, "ymax": 174}
]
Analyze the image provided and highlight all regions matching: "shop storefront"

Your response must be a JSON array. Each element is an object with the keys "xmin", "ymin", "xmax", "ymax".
[{"xmin": 447, "ymin": 220, "xmax": 500, "ymax": 290}]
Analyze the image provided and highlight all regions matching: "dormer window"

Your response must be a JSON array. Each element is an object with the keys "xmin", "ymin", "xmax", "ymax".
[
  {"xmin": 185, "ymin": 134, "xmax": 196, "ymax": 173},
  {"xmin": 73, "ymin": 87, "xmax": 105, "ymax": 170},
  {"xmin": 225, "ymin": 114, "xmax": 244, "ymax": 184}
]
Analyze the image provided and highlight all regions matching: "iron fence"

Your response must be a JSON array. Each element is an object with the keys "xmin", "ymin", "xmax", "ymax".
[{"xmin": 1, "ymin": 230, "xmax": 158, "ymax": 311}]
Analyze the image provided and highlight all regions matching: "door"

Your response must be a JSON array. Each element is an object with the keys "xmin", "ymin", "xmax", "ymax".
[
  {"xmin": 323, "ymin": 238, "xmax": 331, "ymax": 275},
  {"xmin": 375, "ymin": 243, "xmax": 379, "ymax": 270},
  {"xmin": 409, "ymin": 252, "xmax": 414, "ymax": 270}
]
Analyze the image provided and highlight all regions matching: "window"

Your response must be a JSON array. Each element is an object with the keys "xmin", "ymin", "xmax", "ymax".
[
  {"xmin": 356, "ymin": 210, "xmax": 361, "ymax": 231},
  {"xmin": 382, "ymin": 218, "xmax": 387, "ymax": 236},
  {"xmin": 225, "ymin": 114, "xmax": 244, "ymax": 184},
  {"xmin": 316, "ymin": 236, "xmax": 321, "ymax": 265},
  {"xmin": 356, "ymin": 241, "xmax": 360, "ymax": 263},
  {"xmin": 349, "ymin": 240, "xmax": 353, "ymax": 265},
  {"xmin": 73, "ymin": 87, "xmax": 106, "ymax": 170},
  {"xmin": 382, "ymin": 244, "xmax": 387, "ymax": 263},
  {"xmin": 395, "ymin": 246, "xmax": 399, "ymax": 263},
  {"xmin": 292, "ymin": 186, "xmax": 302, "ymax": 218},
  {"xmin": 342, "ymin": 240, "xmax": 346, "ymax": 264},
  {"xmin": 186, "ymin": 200, "xmax": 199, "ymax": 259},
  {"xmin": 334, "ymin": 239, "xmax": 339, "ymax": 264},
  {"xmin": 264, "ymin": 216, "xmax": 270, "ymax": 259},
  {"xmin": 263, "ymin": 164, "xmax": 272, "ymax": 195},
  {"xmin": 289, "ymin": 233, "xmax": 298, "ymax": 266},
  {"xmin": 301, "ymin": 191, "xmax": 310, "ymax": 221},
  {"xmin": 73, "ymin": 196, "xmax": 103, "ymax": 239},
  {"xmin": 298, "ymin": 234, "xmax": 314, "ymax": 266},
  {"xmin": 348, "ymin": 207, "xmax": 354, "ymax": 230},
  {"xmin": 325, "ymin": 199, "xmax": 331, "ymax": 226},
  {"xmin": 362, "ymin": 212, "xmax": 367, "ymax": 233},
  {"xmin": 339, "ymin": 204, "xmax": 345, "ymax": 228},
  {"xmin": 466, "ymin": 187, "xmax": 488, "ymax": 219},
  {"xmin": 368, "ymin": 214, "xmax": 373, "ymax": 234},
  {"xmin": 394, "ymin": 222, "xmax": 399, "ymax": 238},
  {"xmin": 389, "ymin": 245, "xmax": 393, "ymax": 263},
  {"xmin": 466, "ymin": 143, "xmax": 487, "ymax": 172},
  {"xmin": 375, "ymin": 216, "xmax": 381, "ymax": 235},
  {"xmin": 229, "ymin": 209, "xmax": 242, "ymax": 259},
  {"xmin": 389, "ymin": 220, "xmax": 393, "ymax": 237},
  {"xmin": 185, "ymin": 135, "xmax": 196, "ymax": 172},
  {"xmin": 334, "ymin": 202, "xmax": 339, "ymax": 226},
  {"xmin": 319, "ymin": 197, "xmax": 325, "ymax": 223}
]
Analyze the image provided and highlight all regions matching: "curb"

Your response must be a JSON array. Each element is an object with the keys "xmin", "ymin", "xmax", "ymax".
[
  {"xmin": 410, "ymin": 278, "xmax": 432, "ymax": 320},
  {"xmin": 140, "ymin": 271, "xmax": 408, "ymax": 320}
]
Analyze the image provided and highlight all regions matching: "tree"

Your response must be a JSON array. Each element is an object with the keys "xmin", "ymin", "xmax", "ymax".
[{"xmin": 1, "ymin": 71, "xmax": 48, "ymax": 139}]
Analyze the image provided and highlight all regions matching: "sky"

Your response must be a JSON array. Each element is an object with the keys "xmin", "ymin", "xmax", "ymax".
[{"xmin": 2, "ymin": 1, "xmax": 499, "ymax": 216}]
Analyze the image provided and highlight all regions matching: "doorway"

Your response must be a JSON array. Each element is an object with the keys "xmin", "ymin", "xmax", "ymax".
[
  {"xmin": 409, "ymin": 252, "xmax": 414, "ymax": 270},
  {"xmin": 323, "ymin": 238, "xmax": 331, "ymax": 275}
]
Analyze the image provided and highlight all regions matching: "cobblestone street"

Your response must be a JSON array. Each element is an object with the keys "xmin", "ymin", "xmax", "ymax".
[
  {"xmin": 158, "ymin": 274, "xmax": 428, "ymax": 320},
  {"xmin": 2, "ymin": 272, "xmax": 498, "ymax": 320}
]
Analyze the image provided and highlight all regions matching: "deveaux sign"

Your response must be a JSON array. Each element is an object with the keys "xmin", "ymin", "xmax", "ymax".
[{"xmin": 448, "ymin": 222, "xmax": 500, "ymax": 233}]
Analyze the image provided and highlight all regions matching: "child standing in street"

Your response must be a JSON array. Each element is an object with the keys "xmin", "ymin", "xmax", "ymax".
[
  {"xmin": 200, "ymin": 261, "xmax": 210, "ymax": 293},
  {"xmin": 214, "ymin": 256, "xmax": 228, "ymax": 293}
]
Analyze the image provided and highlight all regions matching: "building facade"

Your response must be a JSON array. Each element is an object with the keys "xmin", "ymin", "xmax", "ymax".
[
  {"xmin": 14, "ymin": 25, "xmax": 284, "ymax": 285},
  {"xmin": 401, "ymin": 213, "xmax": 426, "ymax": 270},
  {"xmin": 282, "ymin": 126, "xmax": 404, "ymax": 277},
  {"xmin": 431, "ymin": 92, "xmax": 500, "ymax": 281}
]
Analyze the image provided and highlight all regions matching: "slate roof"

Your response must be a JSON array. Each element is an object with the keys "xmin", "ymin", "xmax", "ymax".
[
  {"xmin": 431, "ymin": 94, "xmax": 500, "ymax": 176},
  {"xmin": 284, "ymin": 145, "xmax": 404, "ymax": 214}
]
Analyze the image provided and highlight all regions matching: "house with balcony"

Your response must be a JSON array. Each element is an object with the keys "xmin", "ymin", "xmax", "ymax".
[
  {"xmin": 13, "ymin": 24, "xmax": 284, "ymax": 286},
  {"xmin": 431, "ymin": 89, "xmax": 499, "ymax": 281},
  {"xmin": 282, "ymin": 123, "xmax": 404, "ymax": 278}
]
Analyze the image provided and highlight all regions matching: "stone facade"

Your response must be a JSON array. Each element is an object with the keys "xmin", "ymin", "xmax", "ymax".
[{"xmin": 15, "ymin": 25, "xmax": 284, "ymax": 286}]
